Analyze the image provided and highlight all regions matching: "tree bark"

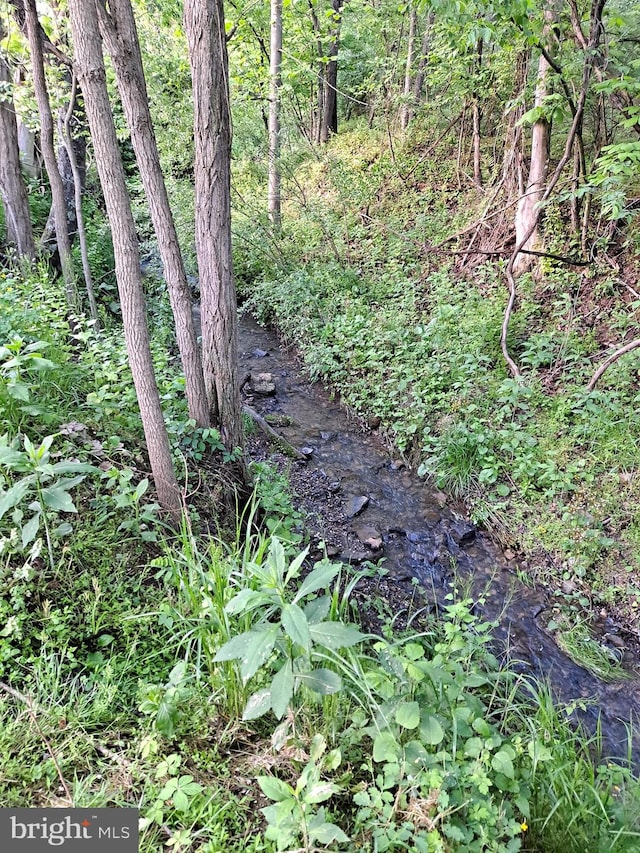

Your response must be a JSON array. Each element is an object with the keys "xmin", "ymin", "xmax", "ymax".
[
  {"xmin": 61, "ymin": 72, "xmax": 99, "ymax": 325},
  {"xmin": 184, "ymin": 0, "xmax": 243, "ymax": 454},
  {"xmin": 96, "ymin": 0, "xmax": 210, "ymax": 429},
  {"xmin": 513, "ymin": 10, "xmax": 555, "ymax": 274},
  {"xmin": 68, "ymin": 0, "xmax": 181, "ymax": 517},
  {"xmin": 411, "ymin": 10, "xmax": 435, "ymax": 106},
  {"xmin": 23, "ymin": 0, "xmax": 77, "ymax": 308},
  {"xmin": 268, "ymin": 0, "xmax": 282, "ymax": 225},
  {"xmin": 0, "ymin": 19, "xmax": 36, "ymax": 259},
  {"xmin": 320, "ymin": 0, "xmax": 344, "ymax": 143},
  {"xmin": 400, "ymin": 7, "xmax": 417, "ymax": 132}
]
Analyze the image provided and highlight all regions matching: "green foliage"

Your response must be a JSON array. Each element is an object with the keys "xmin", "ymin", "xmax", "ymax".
[
  {"xmin": 258, "ymin": 735, "xmax": 349, "ymax": 851},
  {"xmin": 214, "ymin": 537, "xmax": 365, "ymax": 722},
  {"xmin": 0, "ymin": 432, "xmax": 96, "ymax": 570}
]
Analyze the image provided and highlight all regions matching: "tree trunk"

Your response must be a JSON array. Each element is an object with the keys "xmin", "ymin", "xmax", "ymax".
[
  {"xmin": 68, "ymin": 0, "xmax": 181, "ymax": 517},
  {"xmin": 319, "ymin": 0, "xmax": 344, "ymax": 143},
  {"xmin": 61, "ymin": 73, "xmax": 99, "ymax": 325},
  {"xmin": 411, "ymin": 10, "xmax": 435, "ymax": 106},
  {"xmin": 0, "ymin": 20, "xmax": 36, "ymax": 259},
  {"xmin": 268, "ymin": 0, "xmax": 282, "ymax": 225},
  {"xmin": 23, "ymin": 0, "xmax": 77, "ymax": 308},
  {"xmin": 471, "ymin": 38, "xmax": 483, "ymax": 189},
  {"xmin": 184, "ymin": 0, "xmax": 243, "ymax": 454},
  {"xmin": 96, "ymin": 0, "xmax": 209, "ymax": 429},
  {"xmin": 502, "ymin": 49, "xmax": 528, "ymax": 198},
  {"xmin": 513, "ymin": 13, "xmax": 555, "ymax": 274},
  {"xmin": 400, "ymin": 7, "xmax": 417, "ymax": 132},
  {"xmin": 308, "ymin": 0, "xmax": 324, "ymax": 144}
]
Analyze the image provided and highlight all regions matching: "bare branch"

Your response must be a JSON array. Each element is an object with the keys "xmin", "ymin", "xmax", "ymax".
[{"xmin": 586, "ymin": 338, "xmax": 640, "ymax": 391}]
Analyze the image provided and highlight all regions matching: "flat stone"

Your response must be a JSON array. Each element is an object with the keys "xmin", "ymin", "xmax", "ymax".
[
  {"xmin": 252, "ymin": 348, "xmax": 269, "ymax": 358},
  {"xmin": 603, "ymin": 633, "xmax": 625, "ymax": 650},
  {"xmin": 299, "ymin": 446, "xmax": 314, "ymax": 458},
  {"xmin": 250, "ymin": 372, "xmax": 276, "ymax": 395},
  {"xmin": 346, "ymin": 495, "xmax": 369, "ymax": 518},
  {"xmin": 355, "ymin": 524, "xmax": 383, "ymax": 550},
  {"xmin": 449, "ymin": 520, "xmax": 476, "ymax": 547},
  {"xmin": 504, "ymin": 548, "xmax": 516, "ymax": 561},
  {"xmin": 340, "ymin": 548, "xmax": 370, "ymax": 564}
]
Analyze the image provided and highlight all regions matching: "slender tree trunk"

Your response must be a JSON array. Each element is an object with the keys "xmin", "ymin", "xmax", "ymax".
[
  {"xmin": 184, "ymin": 0, "xmax": 243, "ymax": 454},
  {"xmin": 23, "ymin": 0, "xmax": 77, "ymax": 308},
  {"xmin": 308, "ymin": 0, "xmax": 324, "ymax": 143},
  {"xmin": 502, "ymin": 49, "xmax": 528, "ymax": 198},
  {"xmin": 320, "ymin": 0, "xmax": 344, "ymax": 143},
  {"xmin": 96, "ymin": 0, "xmax": 209, "ymax": 429},
  {"xmin": 400, "ymin": 7, "xmax": 417, "ymax": 132},
  {"xmin": 61, "ymin": 73, "xmax": 99, "ymax": 325},
  {"xmin": 0, "ymin": 20, "xmax": 36, "ymax": 259},
  {"xmin": 513, "ymin": 11, "xmax": 555, "ymax": 274},
  {"xmin": 68, "ymin": 0, "xmax": 181, "ymax": 517},
  {"xmin": 471, "ymin": 39, "xmax": 483, "ymax": 188},
  {"xmin": 268, "ymin": 0, "xmax": 282, "ymax": 225},
  {"xmin": 412, "ymin": 10, "xmax": 434, "ymax": 106}
]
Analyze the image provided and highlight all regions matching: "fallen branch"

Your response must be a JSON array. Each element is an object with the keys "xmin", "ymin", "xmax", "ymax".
[
  {"xmin": 449, "ymin": 247, "xmax": 590, "ymax": 265},
  {"xmin": 586, "ymin": 338, "xmax": 640, "ymax": 391},
  {"xmin": 243, "ymin": 404, "xmax": 307, "ymax": 460}
]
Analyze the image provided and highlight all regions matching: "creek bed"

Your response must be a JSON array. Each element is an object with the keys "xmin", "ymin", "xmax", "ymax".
[{"xmin": 238, "ymin": 312, "xmax": 640, "ymax": 767}]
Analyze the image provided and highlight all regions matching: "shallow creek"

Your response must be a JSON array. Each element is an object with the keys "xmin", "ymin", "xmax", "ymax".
[{"xmin": 237, "ymin": 313, "xmax": 639, "ymax": 767}]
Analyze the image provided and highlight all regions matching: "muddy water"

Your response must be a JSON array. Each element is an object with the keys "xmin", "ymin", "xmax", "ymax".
[{"xmin": 238, "ymin": 314, "xmax": 639, "ymax": 766}]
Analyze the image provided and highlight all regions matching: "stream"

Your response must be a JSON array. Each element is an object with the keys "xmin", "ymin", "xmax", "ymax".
[{"xmin": 236, "ymin": 313, "xmax": 639, "ymax": 768}]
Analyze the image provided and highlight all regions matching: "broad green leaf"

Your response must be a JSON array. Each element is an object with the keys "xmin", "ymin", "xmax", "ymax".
[
  {"xmin": 214, "ymin": 631, "xmax": 256, "ymax": 661},
  {"xmin": 270, "ymin": 660, "xmax": 294, "ymax": 720},
  {"xmin": 0, "ymin": 446, "xmax": 25, "ymax": 467},
  {"xmin": 420, "ymin": 715, "xmax": 445, "ymax": 745},
  {"xmin": 50, "ymin": 461, "xmax": 96, "ymax": 475},
  {"xmin": 8, "ymin": 383, "xmax": 29, "ymax": 402},
  {"xmin": 225, "ymin": 588, "xmax": 272, "ymax": 615},
  {"xmin": 268, "ymin": 537, "xmax": 287, "ymax": 583},
  {"xmin": 284, "ymin": 544, "xmax": 309, "ymax": 584},
  {"xmin": 373, "ymin": 731, "xmax": 401, "ymax": 763},
  {"xmin": 491, "ymin": 749, "xmax": 515, "ymax": 779},
  {"xmin": 215, "ymin": 626, "xmax": 279, "ymax": 681},
  {"xmin": 239, "ymin": 626, "xmax": 280, "ymax": 682},
  {"xmin": 281, "ymin": 602, "xmax": 311, "ymax": 649},
  {"xmin": 41, "ymin": 486, "xmax": 77, "ymax": 513},
  {"xmin": 258, "ymin": 775, "xmax": 294, "ymax": 802},
  {"xmin": 134, "ymin": 478, "xmax": 149, "ymax": 500},
  {"xmin": 21, "ymin": 512, "xmax": 40, "ymax": 547},
  {"xmin": 309, "ymin": 621, "xmax": 365, "ymax": 649},
  {"xmin": 310, "ymin": 734, "xmax": 327, "ymax": 762},
  {"xmin": 309, "ymin": 822, "xmax": 350, "ymax": 845},
  {"xmin": 293, "ymin": 559, "xmax": 341, "ymax": 603},
  {"xmin": 243, "ymin": 688, "xmax": 272, "ymax": 720},
  {"xmin": 0, "ymin": 480, "xmax": 30, "ymax": 520},
  {"xmin": 395, "ymin": 701, "xmax": 420, "ymax": 730},
  {"xmin": 304, "ymin": 595, "xmax": 331, "ymax": 624},
  {"xmin": 404, "ymin": 739, "xmax": 428, "ymax": 767},
  {"xmin": 305, "ymin": 782, "xmax": 338, "ymax": 804},
  {"xmin": 49, "ymin": 475, "xmax": 86, "ymax": 492},
  {"xmin": 297, "ymin": 668, "xmax": 341, "ymax": 695},
  {"xmin": 464, "ymin": 737, "xmax": 484, "ymax": 758}
]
